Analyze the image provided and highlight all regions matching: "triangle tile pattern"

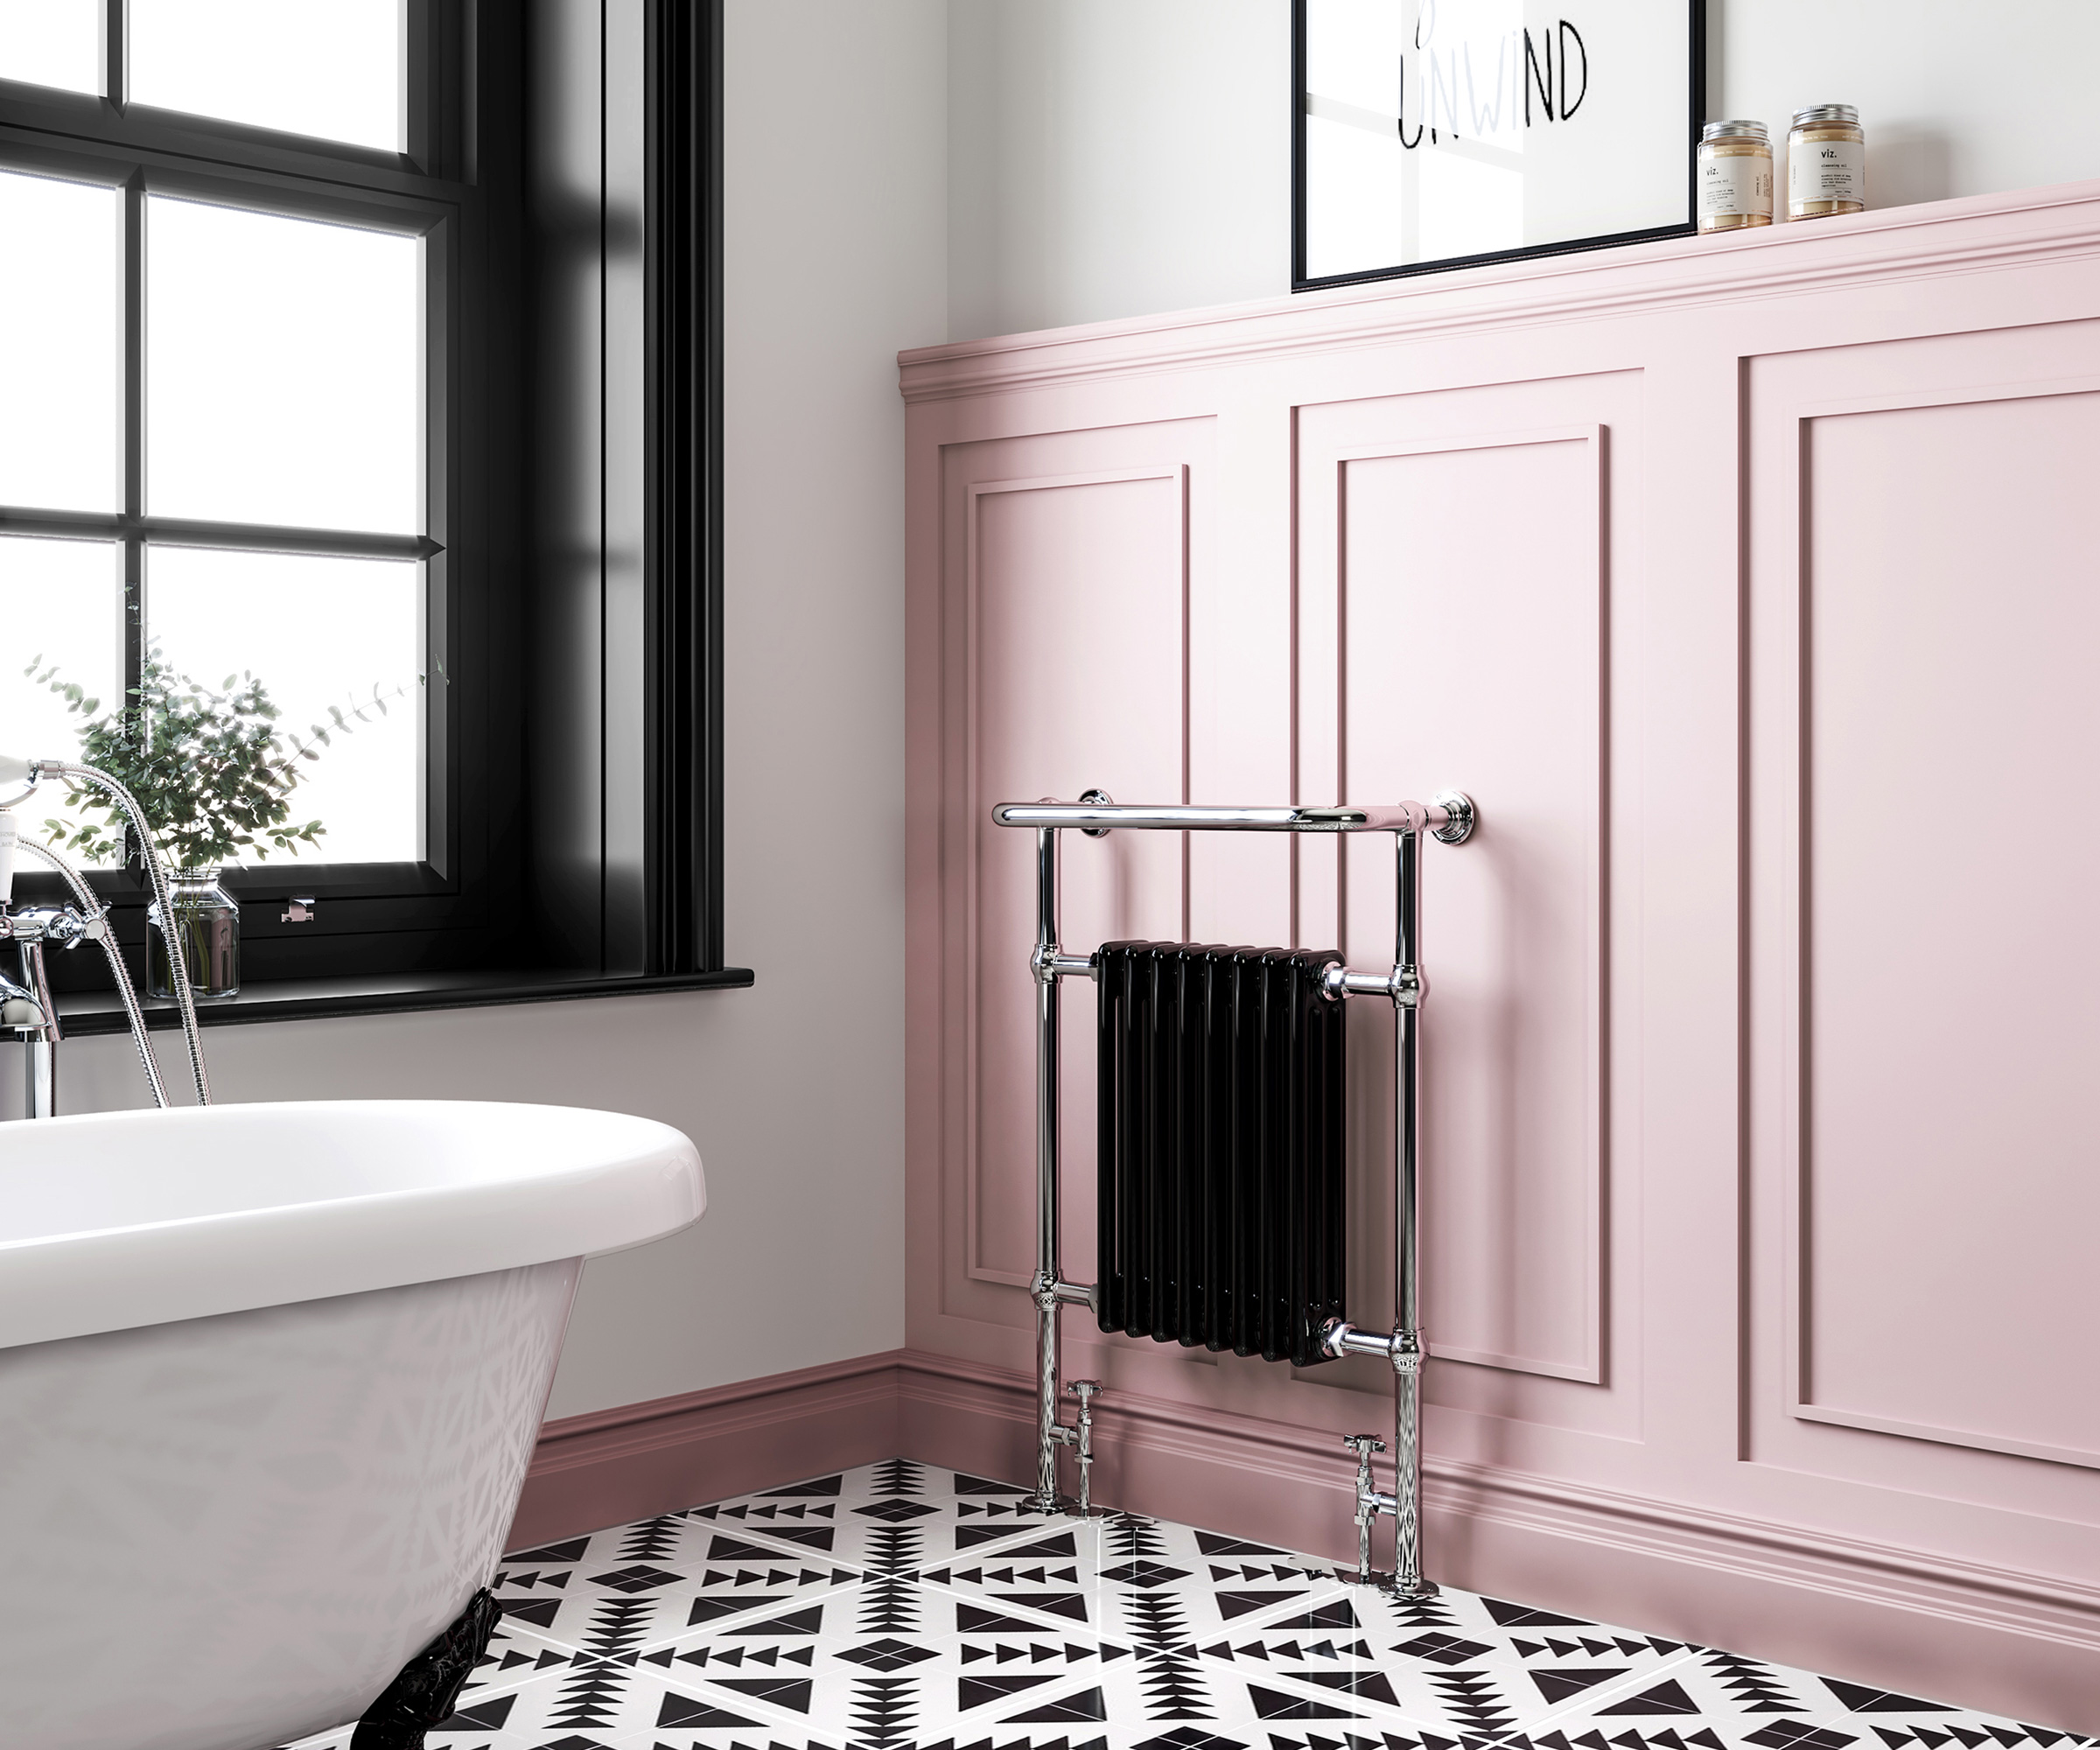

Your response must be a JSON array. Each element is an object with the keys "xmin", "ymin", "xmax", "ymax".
[
  {"xmin": 683, "ymin": 1455, "xmax": 1070, "ymax": 1574},
  {"xmin": 486, "ymin": 1508, "xmax": 860, "ymax": 1652},
  {"xmin": 274, "ymin": 1460, "xmax": 2100, "ymax": 1750}
]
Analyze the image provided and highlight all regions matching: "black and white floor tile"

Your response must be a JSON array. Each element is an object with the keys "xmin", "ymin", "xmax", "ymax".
[{"xmin": 279, "ymin": 1460, "xmax": 2096, "ymax": 1750}]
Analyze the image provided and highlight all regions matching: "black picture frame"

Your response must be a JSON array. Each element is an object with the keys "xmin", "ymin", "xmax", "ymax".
[{"xmin": 1292, "ymin": 0, "xmax": 1707, "ymax": 292}]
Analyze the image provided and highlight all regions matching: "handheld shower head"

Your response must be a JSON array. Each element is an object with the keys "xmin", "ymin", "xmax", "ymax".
[{"xmin": 0, "ymin": 756, "xmax": 43, "ymax": 812}]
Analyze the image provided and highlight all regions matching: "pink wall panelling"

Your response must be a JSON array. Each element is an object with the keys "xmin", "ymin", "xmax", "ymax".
[
  {"xmin": 1299, "ymin": 400, "xmax": 1623, "ymax": 1421},
  {"xmin": 965, "ymin": 463, "xmax": 1190, "ymax": 1288},
  {"xmin": 1747, "ymin": 326, "xmax": 2100, "ymax": 1526},
  {"xmin": 902, "ymin": 180, "xmax": 2100, "ymax": 1726}
]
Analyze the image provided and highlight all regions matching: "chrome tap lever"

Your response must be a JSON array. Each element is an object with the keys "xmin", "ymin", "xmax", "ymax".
[
  {"xmin": 1341, "ymin": 1434, "xmax": 1387, "ymax": 1586},
  {"xmin": 1067, "ymin": 1379, "xmax": 1103, "ymax": 1516}
]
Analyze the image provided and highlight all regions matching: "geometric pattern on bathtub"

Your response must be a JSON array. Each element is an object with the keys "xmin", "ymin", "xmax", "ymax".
[{"xmin": 277, "ymin": 1459, "xmax": 2098, "ymax": 1750}]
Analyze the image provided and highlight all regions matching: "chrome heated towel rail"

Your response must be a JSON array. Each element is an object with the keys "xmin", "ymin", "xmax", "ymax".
[{"xmin": 990, "ymin": 789, "xmax": 1476, "ymax": 1597}]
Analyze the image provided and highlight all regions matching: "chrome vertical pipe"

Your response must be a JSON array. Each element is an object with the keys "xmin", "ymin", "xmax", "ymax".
[
  {"xmin": 1390, "ymin": 827, "xmax": 1434, "ymax": 1596},
  {"xmin": 22, "ymin": 941, "xmax": 57, "ymax": 1119},
  {"xmin": 24, "ymin": 1032, "xmax": 55, "ymax": 1119},
  {"xmin": 1028, "ymin": 825, "xmax": 1065, "ymax": 1511}
]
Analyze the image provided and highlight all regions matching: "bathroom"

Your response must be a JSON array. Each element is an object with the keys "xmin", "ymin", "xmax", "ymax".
[{"xmin": 0, "ymin": 2, "xmax": 2096, "ymax": 1746}]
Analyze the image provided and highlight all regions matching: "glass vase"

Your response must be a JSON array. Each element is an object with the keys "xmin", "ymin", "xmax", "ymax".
[{"xmin": 148, "ymin": 865, "xmax": 241, "ymax": 999}]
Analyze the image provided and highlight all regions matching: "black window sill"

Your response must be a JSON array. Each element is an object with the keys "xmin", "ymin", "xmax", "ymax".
[{"xmin": 52, "ymin": 966, "xmax": 756, "ymax": 1035}]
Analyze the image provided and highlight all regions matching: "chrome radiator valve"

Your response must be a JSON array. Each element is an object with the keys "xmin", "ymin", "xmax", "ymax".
[
  {"xmin": 1066, "ymin": 1378, "xmax": 1102, "ymax": 1516},
  {"xmin": 1341, "ymin": 1433, "xmax": 1388, "ymax": 1586}
]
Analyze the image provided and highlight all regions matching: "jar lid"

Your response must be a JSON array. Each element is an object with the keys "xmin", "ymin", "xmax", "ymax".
[
  {"xmin": 1701, "ymin": 119, "xmax": 1769, "ymax": 144},
  {"xmin": 1791, "ymin": 104, "xmax": 1858, "ymax": 127}
]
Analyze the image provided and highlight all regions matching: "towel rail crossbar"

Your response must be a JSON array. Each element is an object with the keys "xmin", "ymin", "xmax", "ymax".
[{"xmin": 993, "ymin": 797, "xmax": 1475, "ymax": 838}]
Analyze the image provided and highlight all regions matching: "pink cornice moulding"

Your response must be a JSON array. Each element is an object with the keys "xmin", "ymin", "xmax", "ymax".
[{"xmin": 897, "ymin": 177, "xmax": 2100, "ymax": 402}]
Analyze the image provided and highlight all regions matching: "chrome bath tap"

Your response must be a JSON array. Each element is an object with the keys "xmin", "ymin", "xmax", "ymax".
[
  {"xmin": 0, "ymin": 876, "xmax": 93, "ymax": 1119},
  {"xmin": 0, "ymin": 758, "xmax": 211, "ymax": 1118}
]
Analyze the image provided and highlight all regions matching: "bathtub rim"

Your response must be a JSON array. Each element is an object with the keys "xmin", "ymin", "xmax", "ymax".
[{"xmin": 0, "ymin": 1098, "xmax": 703, "ymax": 1351}]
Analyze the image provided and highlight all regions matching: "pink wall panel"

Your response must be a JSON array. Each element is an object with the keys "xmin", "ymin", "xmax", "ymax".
[
  {"xmin": 906, "ymin": 182, "xmax": 2100, "ymax": 1724},
  {"xmin": 1297, "ymin": 374, "xmax": 1645, "ymax": 1450},
  {"xmin": 966, "ymin": 468, "xmax": 1189, "ymax": 1286},
  {"xmin": 928, "ymin": 419, "xmax": 1225, "ymax": 1348},
  {"xmin": 1802, "ymin": 389, "xmax": 2100, "ymax": 1470},
  {"xmin": 1337, "ymin": 431, "xmax": 1604, "ymax": 1385},
  {"xmin": 1746, "ymin": 321, "xmax": 2100, "ymax": 1564}
]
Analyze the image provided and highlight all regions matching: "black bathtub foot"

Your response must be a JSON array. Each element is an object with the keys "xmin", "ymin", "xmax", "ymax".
[{"xmin": 349, "ymin": 1589, "xmax": 503, "ymax": 1750}]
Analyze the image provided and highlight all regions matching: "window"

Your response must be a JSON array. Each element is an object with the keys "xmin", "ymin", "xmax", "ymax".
[
  {"xmin": 0, "ymin": 2, "xmax": 739, "ymax": 1022},
  {"xmin": 2, "ymin": 166, "xmax": 427, "ymax": 871}
]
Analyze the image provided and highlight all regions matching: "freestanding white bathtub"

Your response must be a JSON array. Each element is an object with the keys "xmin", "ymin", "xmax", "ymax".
[{"xmin": 0, "ymin": 1098, "xmax": 704, "ymax": 1750}]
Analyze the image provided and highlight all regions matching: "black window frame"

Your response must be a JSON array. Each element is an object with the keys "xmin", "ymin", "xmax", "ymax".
[{"xmin": 0, "ymin": 1, "xmax": 745, "ymax": 1030}]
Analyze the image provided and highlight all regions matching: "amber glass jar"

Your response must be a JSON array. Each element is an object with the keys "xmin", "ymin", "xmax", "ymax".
[
  {"xmin": 1698, "ymin": 120, "xmax": 1773, "ymax": 231},
  {"xmin": 1788, "ymin": 104, "xmax": 1865, "ymax": 220}
]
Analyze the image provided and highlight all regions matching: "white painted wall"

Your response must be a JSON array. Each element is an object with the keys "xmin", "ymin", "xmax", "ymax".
[
  {"xmin": 946, "ymin": 0, "xmax": 1289, "ymax": 340},
  {"xmin": 1712, "ymin": 0, "xmax": 2100, "ymax": 215},
  {"xmin": 21, "ymin": 0, "xmax": 948, "ymax": 1423},
  {"xmin": 946, "ymin": 0, "xmax": 2100, "ymax": 340}
]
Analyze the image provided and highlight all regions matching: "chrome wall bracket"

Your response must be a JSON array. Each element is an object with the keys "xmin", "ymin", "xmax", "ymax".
[
  {"xmin": 997, "ymin": 790, "xmax": 1476, "ymax": 1576},
  {"xmin": 1430, "ymin": 789, "xmax": 1476, "ymax": 845}
]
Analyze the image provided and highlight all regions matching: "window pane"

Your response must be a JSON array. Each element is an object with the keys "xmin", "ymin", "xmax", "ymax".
[
  {"xmin": 0, "ymin": 537, "xmax": 122, "ymax": 866},
  {"xmin": 129, "ymin": 0, "xmax": 402, "ymax": 153},
  {"xmin": 146, "ymin": 196, "xmax": 420, "ymax": 535},
  {"xmin": 0, "ymin": 0, "xmax": 101, "ymax": 95},
  {"xmin": 148, "ymin": 546, "xmax": 421, "ymax": 866},
  {"xmin": 0, "ymin": 169, "xmax": 117, "ymax": 514}
]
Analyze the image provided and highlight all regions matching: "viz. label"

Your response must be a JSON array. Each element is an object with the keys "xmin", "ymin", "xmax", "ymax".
[
  {"xmin": 1700, "ymin": 154, "xmax": 1771, "ymax": 218},
  {"xmin": 1792, "ymin": 139, "xmax": 1865, "ymax": 206}
]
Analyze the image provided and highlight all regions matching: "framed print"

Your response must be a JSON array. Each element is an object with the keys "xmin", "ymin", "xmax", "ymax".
[{"xmin": 1294, "ymin": 0, "xmax": 1705, "ymax": 290}]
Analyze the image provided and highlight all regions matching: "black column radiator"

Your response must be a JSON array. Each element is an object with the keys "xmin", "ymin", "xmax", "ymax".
[{"xmin": 1094, "ymin": 942, "xmax": 1345, "ymax": 1370}]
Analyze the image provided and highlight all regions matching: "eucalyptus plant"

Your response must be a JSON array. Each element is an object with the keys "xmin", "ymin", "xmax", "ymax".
[{"xmin": 26, "ymin": 644, "xmax": 399, "ymax": 870}]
